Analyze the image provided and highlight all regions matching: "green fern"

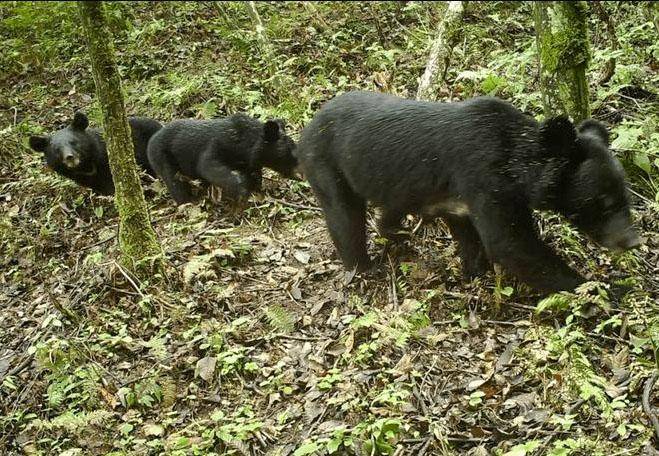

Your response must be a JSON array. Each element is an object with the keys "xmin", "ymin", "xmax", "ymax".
[
  {"xmin": 536, "ymin": 293, "xmax": 572, "ymax": 314},
  {"xmin": 351, "ymin": 311, "xmax": 378, "ymax": 329},
  {"xmin": 145, "ymin": 334, "xmax": 168, "ymax": 361},
  {"xmin": 160, "ymin": 377, "xmax": 178, "ymax": 408},
  {"xmin": 46, "ymin": 377, "xmax": 68, "ymax": 408},
  {"xmin": 265, "ymin": 305, "xmax": 296, "ymax": 333},
  {"xmin": 28, "ymin": 410, "xmax": 114, "ymax": 434}
]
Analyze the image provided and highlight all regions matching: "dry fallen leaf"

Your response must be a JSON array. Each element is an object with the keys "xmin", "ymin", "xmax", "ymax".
[{"xmin": 195, "ymin": 356, "xmax": 217, "ymax": 382}]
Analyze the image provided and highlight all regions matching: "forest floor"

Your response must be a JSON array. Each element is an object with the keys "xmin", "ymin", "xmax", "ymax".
[{"xmin": 1, "ymin": 2, "xmax": 658, "ymax": 455}]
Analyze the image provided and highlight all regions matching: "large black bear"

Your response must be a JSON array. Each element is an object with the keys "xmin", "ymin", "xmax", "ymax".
[
  {"xmin": 146, "ymin": 113, "xmax": 298, "ymax": 204},
  {"xmin": 296, "ymin": 91, "xmax": 640, "ymax": 293},
  {"xmin": 29, "ymin": 112, "xmax": 162, "ymax": 195}
]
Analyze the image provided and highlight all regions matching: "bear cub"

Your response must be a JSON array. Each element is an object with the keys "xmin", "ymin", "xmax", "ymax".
[
  {"xmin": 146, "ymin": 113, "xmax": 298, "ymax": 204},
  {"xmin": 29, "ymin": 111, "xmax": 162, "ymax": 195},
  {"xmin": 296, "ymin": 91, "xmax": 640, "ymax": 293}
]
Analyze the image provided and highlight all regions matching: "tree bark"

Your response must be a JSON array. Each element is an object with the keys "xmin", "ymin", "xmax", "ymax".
[
  {"xmin": 416, "ymin": 1, "xmax": 464, "ymax": 101},
  {"xmin": 246, "ymin": 1, "xmax": 276, "ymax": 76},
  {"xmin": 78, "ymin": 1, "xmax": 162, "ymax": 273},
  {"xmin": 534, "ymin": 1, "xmax": 591, "ymax": 123},
  {"xmin": 591, "ymin": 1, "xmax": 619, "ymax": 85}
]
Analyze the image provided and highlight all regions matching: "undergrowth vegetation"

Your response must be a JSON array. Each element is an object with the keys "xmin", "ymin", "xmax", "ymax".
[{"xmin": 1, "ymin": 2, "xmax": 658, "ymax": 455}]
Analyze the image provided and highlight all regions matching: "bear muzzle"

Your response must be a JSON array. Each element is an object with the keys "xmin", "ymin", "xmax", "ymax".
[
  {"xmin": 598, "ymin": 212, "xmax": 642, "ymax": 252},
  {"xmin": 61, "ymin": 148, "xmax": 81, "ymax": 168},
  {"xmin": 612, "ymin": 230, "xmax": 641, "ymax": 251}
]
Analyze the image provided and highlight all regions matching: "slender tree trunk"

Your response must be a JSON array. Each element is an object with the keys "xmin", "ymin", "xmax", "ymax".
[
  {"xmin": 591, "ymin": 1, "xmax": 619, "ymax": 85},
  {"xmin": 534, "ymin": 1, "xmax": 591, "ymax": 123},
  {"xmin": 416, "ymin": 1, "xmax": 464, "ymax": 101},
  {"xmin": 78, "ymin": 1, "xmax": 162, "ymax": 273},
  {"xmin": 246, "ymin": 1, "xmax": 276, "ymax": 76}
]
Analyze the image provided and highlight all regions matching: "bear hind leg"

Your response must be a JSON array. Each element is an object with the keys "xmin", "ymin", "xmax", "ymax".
[{"xmin": 443, "ymin": 214, "xmax": 491, "ymax": 279}]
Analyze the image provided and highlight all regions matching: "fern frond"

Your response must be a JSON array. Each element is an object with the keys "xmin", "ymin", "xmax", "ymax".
[{"xmin": 265, "ymin": 305, "xmax": 296, "ymax": 333}]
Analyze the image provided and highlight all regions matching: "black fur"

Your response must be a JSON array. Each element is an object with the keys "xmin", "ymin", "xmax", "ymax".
[
  {"xmin": 146, "ymin": 113, "xmax": 297, "ymax": 204},
  {"xmin": 29, "ymin": 112, "xmax": 162, "ymax": 195},
  {"xmin": 296, "ymin": 91, "xmax": 639, "ymax": 293}
]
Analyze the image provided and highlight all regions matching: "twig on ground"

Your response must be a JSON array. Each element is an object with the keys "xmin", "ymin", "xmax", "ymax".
[
  {"xmin": 642, "ymin": 371, "xmax": 659, "ymax": 441},
  {"xmin": 417, "ymin": 436, "xmax": 433, "ymax": 456},
  {"xmin": 80, "ymin": 234, "xmax": 116, "ymax": 251},
  {"xmin": 269, "ymin": 197, "xmax": 322, "ymax": 212},
  {"xmin": 113, "ymin": 261, "xmax": 146, "ymax": 298}
]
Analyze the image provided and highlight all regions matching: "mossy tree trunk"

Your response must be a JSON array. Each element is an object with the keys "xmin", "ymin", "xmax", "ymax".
[
  {"xmin": 416, "ymin": 1, "xmax": 464, "ymax": 101},
  {"xmin": 78, "ymin": 1, "xmax": 162, "ymax": 274},
  {"xmin": 534, "ymin": 1, "xmax": 591, "ymax": 123}
]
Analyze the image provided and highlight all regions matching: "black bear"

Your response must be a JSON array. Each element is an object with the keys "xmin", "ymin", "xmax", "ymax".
[
  {"xmin": 146, "ymin": 113, "xmax": 298, "ymax": 204},
  {"xmin": 296, "ymin": 91, "xmax": 640, "ymax": 293},
  {"xmin": 29, "ymin": 112, "xmax": 162, "ymax": 195}
]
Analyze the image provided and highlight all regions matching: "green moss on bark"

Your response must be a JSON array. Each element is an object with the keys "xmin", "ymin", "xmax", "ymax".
[
  {"xmin": 534, "ymin": 1, "xmax": 591, "ymax": 123},
  {"xmin": 78, "ymin": 1, "xmax": 162, "ymax": 274}
]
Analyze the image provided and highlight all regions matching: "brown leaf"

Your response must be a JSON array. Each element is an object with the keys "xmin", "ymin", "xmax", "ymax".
[
  {"xmin": 195, "ymin": 356, "xmax": 217, "ymax": 382},
  {"xmin": 293, "ymin": 250, "xmax": 310, "ymax": 264}
]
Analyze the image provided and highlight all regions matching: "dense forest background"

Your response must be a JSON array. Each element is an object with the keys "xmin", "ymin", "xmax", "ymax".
[{"xmin": 1, "ymin": 2, "xmax": 658, "ymax": 455}]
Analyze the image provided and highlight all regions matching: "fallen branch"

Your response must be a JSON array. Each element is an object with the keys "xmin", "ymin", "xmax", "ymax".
[
  {"xmin": 642, "ymin": 371, "xmax": 659, "ymax": 441},
  {"xmin": 269, "ymin": 197, "xmax": 322, "ymax": 212}
]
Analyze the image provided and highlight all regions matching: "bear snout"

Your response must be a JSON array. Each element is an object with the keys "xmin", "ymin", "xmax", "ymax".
[
  {"xmin": 616, "ymin": 230, "xmax": 641, "ymax": 250},
  {"xmin": 62, "ymin": 149, "xmax": 80, "ymax": 168},
  {"xmin": 601, "ymin": 223, "xmax": 641, "ymax": 252}
]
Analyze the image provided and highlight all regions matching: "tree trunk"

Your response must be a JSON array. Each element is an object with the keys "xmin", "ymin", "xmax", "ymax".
[
  {"xmin": 416, "ymin": 1, "xmax": 464, "ymax": 101},
  {"xmin": 246, "ymin": 1, "xmax": 276, "ymax": 76},
  {"xmin": 591, "ymin": 1, "xmax": 619, "ymax": 85},
  {"xmin": 534, "ymin": 1, "xmax": 591, "ymax": 123},
  {"xmin": 78, "ymin": 1, "xmax": 162, "ymax": 273}
]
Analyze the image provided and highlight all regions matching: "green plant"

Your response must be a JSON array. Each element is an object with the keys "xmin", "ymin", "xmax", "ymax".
[
  {"xmin": 318, "ymin": 368, "xmax": 343, "ymax": 391},
  {"xmin": 265, "ymin": 304, "xmax": 296, "ymax": 333},
  {"xmin": 357, "ymin": 418, "xmax": 405, "ymax": 455},
  {"xmin": 117, "ymin": 377, "xmax": 163, "ymax": 409}
]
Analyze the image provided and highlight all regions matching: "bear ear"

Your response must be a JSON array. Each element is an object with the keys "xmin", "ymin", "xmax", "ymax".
[
  {"xmin": 29, "ymin": 135, "xmax": 50, "ymax": 153},
  {"xmin": 264, "ymin": 120, "xmax": 281, "ymax": 142},
  {"xmin": 540, "ymin": 116, "xmax": 587, "ymax": 162},
  {"xmin": 71, "ymin": 111, "xmax": 89, "ymax": 131},
  {"xmin": 577, "ymin": 119, "xmax": 609, "ymax": 146}
]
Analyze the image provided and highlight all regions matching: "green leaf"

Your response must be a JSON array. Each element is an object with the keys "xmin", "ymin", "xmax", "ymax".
[
  {"xmin": 500, "ymin": 286, "xmax": 514, "ymax": 297},
  {"xmin": 327, "ymin": 437, "xmax": 342, "ymax": 453},
  {"xmin": 633, "ymin": 151, "xmax": 652, "ymax": 174},
  {"xmin": 616, "ymin": 422, "xmax": 627, "ymax": 437},
  {"xmin": 611, "ymin": 126, "xmax": 641, "ymax": 150},
  {"xmin": 119, "ymin": 423, "xmax": 134, "ymax": 436},
  {"xmin": 143, "ymin": 423, "xmax": 164, "ymax": 437},
  {"xmin": 503, "ymin": 440, "xmax": 541, "ymax": 456},
  {"xmin": 469, "ymin": 390, "xmax": 485, "ymax": 407},
  {"xmin": 294, "ymin": 441, "xmax": 320, "ymax": 456}
]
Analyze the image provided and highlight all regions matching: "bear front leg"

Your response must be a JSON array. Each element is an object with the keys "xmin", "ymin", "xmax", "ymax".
[
  {"xmin": 196, "ymin": 155, "xmax": 249, "ymax": 201},
  {"xmin": 244, "ymin": 169, "xmax": 263, "ymax": 193},
  {"xmin": 305, "ymin": 165, "xmax": 370, "ymax": 271},
  {"xmin": 470, "ymin": 197, "xmax": 584, "ymax": 293}
]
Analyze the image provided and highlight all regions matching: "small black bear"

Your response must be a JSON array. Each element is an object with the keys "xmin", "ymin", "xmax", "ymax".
[
  {"xmin": 296, "ymin": 91, "xmax": 640, "ymax": 293},
  {"xmin": 29, "ymin": 112, "xmax": 162, "ymax": 195},
  {"xmin": 146, "ymin": 113, "xmax": 298, "ymax": 204}
]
